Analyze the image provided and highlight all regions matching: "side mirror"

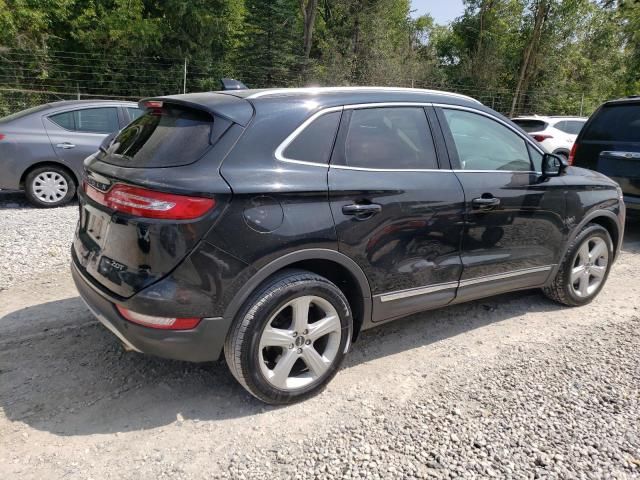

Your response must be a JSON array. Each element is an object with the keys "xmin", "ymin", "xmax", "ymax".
[{"xmin": 542, "ymin": 153, "xmax": 568, "ymax": 177}]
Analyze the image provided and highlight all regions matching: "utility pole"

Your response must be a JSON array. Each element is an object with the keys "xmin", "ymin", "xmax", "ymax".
[
  {"xmin": 580, "ymin": 93, "xmax": 584, "ymax": 117},
  {"xmin": 183, "ymin": 58, "xmax": 187, "ymax": 94}
]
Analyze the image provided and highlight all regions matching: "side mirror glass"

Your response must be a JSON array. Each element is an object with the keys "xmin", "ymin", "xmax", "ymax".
[{"xmin": 542, "ymin": 153, "xmax": 567, "ymax": 177}]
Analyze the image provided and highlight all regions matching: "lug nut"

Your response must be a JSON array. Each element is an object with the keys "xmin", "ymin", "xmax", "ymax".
[
  {"xmin": 292, "ymin": 332, "xmax": 298, "ymax": 337},
  {"xmin": 303, "ymin": 329, "xmax": 308, "ymax": 335},
  {"xmin": 305, "ymin": 340, "xmax": 311, "ymax": 345},
  {"xmin": 289, "ymin": 344, "xmax": 294, "ymax": 349},
  {"xmin": 297, "ymin": 348, "xmax": 303, "ymax": 354}
]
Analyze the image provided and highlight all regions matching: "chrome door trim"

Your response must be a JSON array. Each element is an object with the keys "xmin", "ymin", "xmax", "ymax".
[
  {"xmin": 376, "ymin": 281, "xmax": 458, "ymax": 303},
  {"xmin": 376, "ymin": 265, "xmax": 555, "ymax": 303},
  {"xmin": 458, "ymin": 265, "xmax": 554, "ymax": 287}
]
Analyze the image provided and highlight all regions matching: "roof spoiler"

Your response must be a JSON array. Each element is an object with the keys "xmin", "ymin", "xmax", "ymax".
[{"xmin": 220, "ymin": 78, "xmax": 248, "ymax": 91}]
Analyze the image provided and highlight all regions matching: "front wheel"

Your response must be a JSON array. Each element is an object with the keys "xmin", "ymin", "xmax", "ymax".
[
  {"xmin": 224, "ymin": 269, "xmax": 352, "ymax": 404},
  {"xmin": 543, "ymin": 223, "xmax": 613, "ymax": 306}
]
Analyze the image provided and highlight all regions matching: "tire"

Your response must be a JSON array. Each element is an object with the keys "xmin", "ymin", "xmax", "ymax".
[
  {"xmin": 24, "ymin": 166, "xmax": 76, "ymax": 208},
  {"xmin": 543, "ymin": 223, "xmax": 613, "ymax": 306},
  {"xmin": 224, "ymin": 269, "xmax": 352, "ymax": 404}
]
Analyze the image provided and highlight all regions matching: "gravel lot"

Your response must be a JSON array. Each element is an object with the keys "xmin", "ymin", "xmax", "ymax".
[{"xmin": 0, "ymin": 191, "xmax": 639, "ymax": 479}]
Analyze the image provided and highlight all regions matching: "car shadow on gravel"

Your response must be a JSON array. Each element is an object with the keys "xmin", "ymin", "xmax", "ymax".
[
  {"xmin": 1, "ymin": 225, "xmax": 637, "ymax": 437},
  {"xmin": 0, "ymin": 287, "xmax": 567, "ymax": 437}
]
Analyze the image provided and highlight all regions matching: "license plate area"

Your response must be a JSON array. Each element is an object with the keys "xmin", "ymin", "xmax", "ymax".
[{"xmin": 82, "ymin": 207, "xmax": 110, "ymax": 248}]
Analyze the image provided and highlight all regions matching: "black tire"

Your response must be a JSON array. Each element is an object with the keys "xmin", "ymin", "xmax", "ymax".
[
  {"xmin": 24, "ymin": 165, "xmax": 76, "ymax": 208},
  {"xmin": 543, "ymin": 223, "xmax": 613, "ymax": 306},
  {"xmin": 224, "ymin": 269, "xmax": 352, "ymax": 405}
]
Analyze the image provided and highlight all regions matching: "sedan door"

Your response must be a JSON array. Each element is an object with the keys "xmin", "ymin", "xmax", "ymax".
[
  {"xmin": 435, "ymin": 106, "xmax": 567, "ymax": 303},
  {"xmin": 328, "ymin": 105, "xmax": 466, "ymax": 324},
  {"xmin": 44, "ymin": 106, "xmax": 121, "ymax": 178}
]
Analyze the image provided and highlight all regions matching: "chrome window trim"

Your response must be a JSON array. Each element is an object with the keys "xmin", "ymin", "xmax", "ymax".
[
  {"xmin": 274, "ymin": 101, "xmax": 546, "ymax": 174},
  {"xmin": 274, "ymin": 106, "xmax": 343, "ymax": 167},
  {"xmin": 377, "ymin": 265, "xmax": 554, "ymax": 303},
  {"xmin": 376, "ymin": 281, "xmax": 458, "ymax": 303}
]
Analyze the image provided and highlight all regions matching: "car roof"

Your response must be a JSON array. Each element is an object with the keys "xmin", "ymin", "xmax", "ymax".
[
  {"xmin": 601, "ymin": 96, "xmax": 640, "ymax": 107},
  {"xmin": 44, "ymin": 99, "xmax": 138, "ymax": 108}
]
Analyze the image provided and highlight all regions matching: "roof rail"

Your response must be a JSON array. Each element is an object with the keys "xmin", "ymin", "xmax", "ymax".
[{"xmin": 245, "ymin": 86, "xmax": 481, "ymax": 104}]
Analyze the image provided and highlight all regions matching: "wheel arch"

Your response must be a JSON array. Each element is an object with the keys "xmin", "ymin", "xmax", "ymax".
[
  {"xmin": 20, "ymin": 161, "xmax": 80, "ymax": 190},
  {"xmin": 224, "ymin": 249, "xmax": 372, "ymax": 341}
]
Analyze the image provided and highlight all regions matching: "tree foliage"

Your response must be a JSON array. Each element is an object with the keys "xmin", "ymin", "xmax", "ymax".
[{"xmin": 0, "ymin": 0, "xmax": 638, "ymax": 116}]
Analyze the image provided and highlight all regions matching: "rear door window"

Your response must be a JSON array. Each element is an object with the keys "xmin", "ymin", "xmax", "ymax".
[
  {"xmin": 512, "ymin": 119, "xmax": 547, "ymax": 133},
  {"xmin": 583, "ymin": 104, "xmax": 640, "ymax": 142},
  {"xmin": 127, "ymin": 107, "xmax": 144, "ymax": 122},
  {"xmin": 49, "ymin": 107, "xmax": 119, "ymax": 133},
  {"xmin": 343, "ymin": 107, "xmax": 438, "ymax": 169},
  {"xmin": 99, "ymin": 104, "xmax": 213, "ymax": 168}
]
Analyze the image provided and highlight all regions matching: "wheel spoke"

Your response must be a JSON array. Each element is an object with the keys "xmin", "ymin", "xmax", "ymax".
[
  {"xmin": 590, "ymin": 240, "xmax": 607, "ymax": 261},
  {"xmin": 577, "ymin": 242, "xmax": 590, "ymax": 264},
  {"xmin": 291, "ymin": 296, "xmax": 311, "ymax": 333},
  {"xmin": 301, "ymin": 348, "xmax": 330, "ymax": 377},
  {"xmin": 571, "ymin": 265, "xmax": 586, "ymax": 284},
  {"xmin": 590, "ymin": 265, "xmax": 606, "ymax": 279},
  {"xmin": 269, "ymin": 350, "xmax": 298, "ymax": 389},
  {"xmin": 578, "ymin": 271, "xmax": 590, "ymax": 296},
  {"xmin": 307, "ymin": 315, "xmax": 340, "ymax": 341},
  {"xmin": 260, "ymin": 325, "xmax": 293, "ymax": 348}
]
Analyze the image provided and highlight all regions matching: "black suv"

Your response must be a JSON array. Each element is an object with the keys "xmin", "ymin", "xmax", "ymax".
[
  {"xmin": 72, "ymin": 87, "xmax": 625, "ymax": 404},
  {"xmin": 571, "ymin": 96, "xmax": 640, "ymax": 216}
]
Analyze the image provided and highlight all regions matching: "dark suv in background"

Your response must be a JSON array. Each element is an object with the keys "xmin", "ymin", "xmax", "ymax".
[
  {"xmin": 571, "ymin": 96, "xmax": 640, "ymax": 216},
  {"xmin": 72, "ymin": 87, "xmax": 624, "ymax": 404}
]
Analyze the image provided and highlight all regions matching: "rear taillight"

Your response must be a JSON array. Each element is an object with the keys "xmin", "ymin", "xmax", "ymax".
[
  {"xmin": 116, "ymin": 305, "xmax": 201, "ymax": 330},
  {"xmin": 0, "ymin": 134, "xmax": 5, "ymax": 141},
  {"xmin": 568, "ymin": 142, "xmax": 578, "ymax": 165},
  {"xmin": 84, "ymin": 182, "xmax": 214, "ymax": 220},
  {"xmin": 532, "ymin": 134, "xmax": 553, "ymax": 142}
]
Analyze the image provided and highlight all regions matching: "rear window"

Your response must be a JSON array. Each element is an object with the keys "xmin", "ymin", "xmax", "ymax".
[
  {"xmin": 99, "ymin": 104, "xmax": 213, "ymax": 168},
  {"xmin": 583, "ymin": 104, "xmax": 640, "ymax": 142},
  {"xmin": 512, "ymin": 119, "xmax": 547, "ymax": 132},
  {"xmin": 554, "ymin": 120, "xmax": 585, "ymax": 135},
  {"xmin": 282, "ymin": 111, "xmax": 341, "ymax": 164}
]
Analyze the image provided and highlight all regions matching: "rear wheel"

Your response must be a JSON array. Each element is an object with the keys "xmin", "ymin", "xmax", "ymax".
[
  {"xmin": 25, "ymin": 166, "xmax": 76, "ymax": 207},
  {"xmin": 224, "ymin": 269, "xmax": 352, "ymax": 404},
  {"xmin": 543, "ymin": 223, "xmax": 613, "ymax": 306}
]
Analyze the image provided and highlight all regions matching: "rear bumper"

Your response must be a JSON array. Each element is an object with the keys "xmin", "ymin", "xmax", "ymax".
[{"xmin": 71, "ymin": 260, "xmax": 232, "ymax": 362}]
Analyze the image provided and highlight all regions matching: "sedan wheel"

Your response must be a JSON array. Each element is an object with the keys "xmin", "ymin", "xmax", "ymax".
[
  {"xmin": 25, "ymin": 166, "xmax": 76, "ymax": 208},
  {"xmin": 32, "ymin": 171, "xmax": 69, "ymax": 204}
]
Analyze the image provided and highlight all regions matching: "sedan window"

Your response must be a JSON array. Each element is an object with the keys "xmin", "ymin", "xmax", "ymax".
[
  {"xmin": 49, "ymin": 107, "xmax": 119, "ymax": 134},
  {"xmin": 443, "ymin": 109, "xmax": 533, "ymax": 171}
]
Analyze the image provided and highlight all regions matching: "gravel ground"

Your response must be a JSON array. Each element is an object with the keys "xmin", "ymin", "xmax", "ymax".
[
  {"xmin": 0, "ymin": 192, "xmax": 78, "ymax": 291},
  {"xmin": 0, "ymin": 192, "xmax": 639, "ymax": 479}
]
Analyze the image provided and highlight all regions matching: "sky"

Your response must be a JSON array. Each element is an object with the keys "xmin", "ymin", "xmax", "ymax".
[{"xmin": 410, "ymin": 0, "xmax": 465, "ymax": 23}]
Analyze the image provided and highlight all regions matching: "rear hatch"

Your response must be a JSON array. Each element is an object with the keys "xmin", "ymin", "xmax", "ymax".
[
  {"xmin": 73, "ymin": 94, "xmax": 252, "ymax": 298},
  {"xmin": 574, "ymin": 101, "xmax": 640, "ymax": 198}
]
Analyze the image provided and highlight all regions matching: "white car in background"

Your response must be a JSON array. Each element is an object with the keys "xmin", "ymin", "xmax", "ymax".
[{"xmin": 511, "ymin": 116, "xmax": 587, "ymax": 160}]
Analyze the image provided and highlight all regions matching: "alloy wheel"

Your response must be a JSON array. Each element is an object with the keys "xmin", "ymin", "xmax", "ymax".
[
  {"xmin": 570, "ymin": 236, "xmax": 608, "ymax": 298},
  {"xmin": 258, "ymin": 295, "xmax": 342, "ymax": 391}
]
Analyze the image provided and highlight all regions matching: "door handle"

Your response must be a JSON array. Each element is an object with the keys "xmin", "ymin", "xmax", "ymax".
[
  {"xmin": 471, "ymin": 196, "xmax": 501, "ymax": 209},
  {"xmin": 56, "ymin": 142, "xmax": 76, "ymax": 149},
  {"xmin": 342, "ymin": 203, "xmax": 382, "ymax": 217}
]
